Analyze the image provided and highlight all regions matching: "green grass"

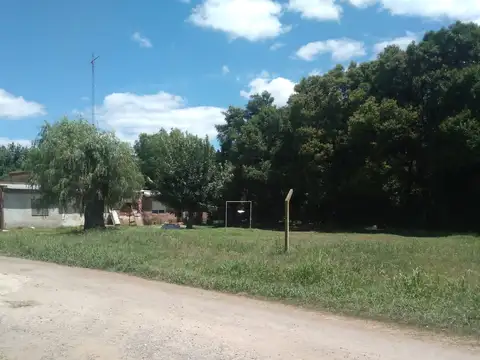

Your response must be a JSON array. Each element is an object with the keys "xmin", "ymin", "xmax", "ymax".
[{"xmin": 1, "ymin": 227, "xmax": 479, "ymax": 336}]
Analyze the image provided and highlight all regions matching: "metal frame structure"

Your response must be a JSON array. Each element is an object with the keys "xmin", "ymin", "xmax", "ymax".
[{"xmin": 225, "ymin": 200, "xmax": 252, "ymax": 229}]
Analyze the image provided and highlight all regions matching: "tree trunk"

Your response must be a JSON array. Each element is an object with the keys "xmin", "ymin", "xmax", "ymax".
[
  {"xmin": 84, "ymin": 195, "xmax": 106, "ymax": 230},
  {"xmin": 186, "ymin": 211, "xmax": 194, "ymax": 229},
  {"xmin": 175, "ymin": 211, "xmax": 182, "ymax": 223}
]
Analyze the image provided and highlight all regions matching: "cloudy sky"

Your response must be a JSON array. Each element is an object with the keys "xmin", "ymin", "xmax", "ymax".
[{"xmin": 1, "ymin": 0, "xmax": 478, "ymax": 146}]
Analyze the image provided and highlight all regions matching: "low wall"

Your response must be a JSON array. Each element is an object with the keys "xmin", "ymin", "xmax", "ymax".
[{"xmin": 117, "ymin": 211, "xmax": 178, "ymax": 226}]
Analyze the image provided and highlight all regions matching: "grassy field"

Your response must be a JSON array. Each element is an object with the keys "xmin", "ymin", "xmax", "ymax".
[{"xmin": 0, "ymin": 227, "xmax": 479, "ymax": 336}]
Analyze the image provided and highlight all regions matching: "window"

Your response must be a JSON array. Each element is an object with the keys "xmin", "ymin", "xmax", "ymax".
[{"xmin": 31, "ymin": 197, "xmax": 49, "ymax": 217}]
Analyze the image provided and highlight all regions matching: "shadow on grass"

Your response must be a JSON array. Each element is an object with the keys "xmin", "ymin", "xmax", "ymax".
[
  {"xmin": 3, "ymin": 226, "xmax": 126, "ymax": 237},
  {"xmin": 10, "ymin": 223, "xmax": 478, "ymax": 239},
  {"xmin": 248, "ymin": 223, "xmax": 480, "ymax": 238}
]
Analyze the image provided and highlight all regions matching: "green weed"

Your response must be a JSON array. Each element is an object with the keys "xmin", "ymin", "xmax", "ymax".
[{"xmin": 0, "ymin": 227, "xmax": 479, "ymax": 336}]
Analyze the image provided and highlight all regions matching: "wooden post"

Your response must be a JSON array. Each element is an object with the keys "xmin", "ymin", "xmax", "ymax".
[
  {"xmin": 284, "ymin": 189, "xmax": 293, "ymax": 253},
  {"xmin": 0, "ymin": 187, "xmax": 4, "ymax": 230},
  {"xmin": 225, "ymin": 201, "xmax": 228, "ymax": 229}
]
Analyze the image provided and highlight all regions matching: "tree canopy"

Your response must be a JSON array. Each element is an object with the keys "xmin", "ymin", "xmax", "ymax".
[
  {"xmin": 135, "ymin": 129, "xmax": 232, "ymax": 227},
  {"xmin": 0, "ymin": 143, "xmax": 30, "ymax": 178},
  {"xmin": 27, "ymin": 118, "xmax": 144, "ymax": 229},
  {"xmin": 216, "ymin": 21, "xmax": 480, "ymax": 230}
]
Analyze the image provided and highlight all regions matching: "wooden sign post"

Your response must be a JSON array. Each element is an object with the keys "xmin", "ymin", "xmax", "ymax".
[{"xmin": 284, "ymin": 189, "xmax": 293, "ymax": 253}]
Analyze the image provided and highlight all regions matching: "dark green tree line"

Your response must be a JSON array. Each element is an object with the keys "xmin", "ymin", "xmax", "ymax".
[{"xmin": 216, "ymin": 21, "xmax": 480, "ymax": 230}]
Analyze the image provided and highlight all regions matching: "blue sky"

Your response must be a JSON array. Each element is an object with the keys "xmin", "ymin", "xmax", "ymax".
[{"xmin": 0, "ymin": 0, "xmax": 478, "ymax": 146}]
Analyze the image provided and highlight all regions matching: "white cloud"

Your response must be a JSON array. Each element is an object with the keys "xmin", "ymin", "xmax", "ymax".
[
  {"xmin": 373, "ymin": 31, "xmax": 418, "ymax": 56},
  {"xmin": 0, "ymin": 89, "xmax": 46, "ymax": 119},
  {"xmin": 188, "ymin": 0, "xmax": 290, "ymax": 41},
  {"xmin": 287, "ymin": 0, "xmax": 342, "ymax": 21},
  {"xmin": 96, "ymin": 91, "xmax": 225, "ymax": 143},
  {"xmin": 131, "ymin": 32, "xmax": 153, "ymax": 48},
  {"xmin": 309, "ymin": 68, "xmax": 323, "ymax": 76},
  {"xmin": 269, "ymin": 42, "xmax": 285, "ymax": 50},
  {"xmin": 347, "ymin": 0, "xmax": 376, "ymax": 7},
  {"xmin": 347, "ymin": 0, "xmax": 480, "ymax": 24},
  {"xmin": 296, "ymin": 38, "xmax": 366, "ymax": 61},
  {"xmin": 71, "ymin": 109, "xmax": 86, "ymax": 118},
  {"xmin": 0, "ymin": 137, "xmax": 31, "ymax": 147},
  {"xmin": 222, "ymin": 65, "xmax": 230, "ymax": 74},
  {"xmin": 240, "ymin": 71, "xmax": 296, "ymax": 106}
]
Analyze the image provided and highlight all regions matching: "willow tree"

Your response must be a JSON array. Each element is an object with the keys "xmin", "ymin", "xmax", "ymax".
[
  {"xmin": 27, "ymin": 118, "xmax": 144, "ymax": 230},
  {"xmin": 135, "ymin": 128, "xmax": 232, "ymax": 228}
]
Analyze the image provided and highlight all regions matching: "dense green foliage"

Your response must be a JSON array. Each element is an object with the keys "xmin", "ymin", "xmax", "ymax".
[
  {"xmin": 217, "ymin": 22, "xmax": 480, "ymax": 230},
  {"xmin": 27, "ymin": 118, "xmax": 144, "ymax": 229},
  {"xmin": 135, "ymin": 129, "xmax": 232, "ymax": 227},
  {"xmin": 1, "ymin": 227, "xmax": 478, "ymax": 336},
  {"xmin": 0, "ymin": 143, "xmax": 30, "ymax": 178},
  {"xmin": 2, "ymin": 22, "xmax": 479, "ymax": 230}
]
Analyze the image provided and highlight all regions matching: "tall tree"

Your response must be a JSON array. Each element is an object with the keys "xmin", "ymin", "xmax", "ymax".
[
  {"xmin": 214, "ymin": 21, "xmax": 480, "ymax": 230},
  {"xmin": 27, "ymin": 118, "xmax": 144, "ymax": 230},
  {"xmin": 215, "ymin": 92, "xmax": 289, "ymax": 224},
  {"xmin": 135, "ymin": 129, "xmax": 232, "ymax": 228}
]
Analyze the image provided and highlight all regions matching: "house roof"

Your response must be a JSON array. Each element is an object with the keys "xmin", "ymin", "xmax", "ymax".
[
  {"xmin": 0, "ymin": 183, "xmax": 153, "ymax": 194},
  {"xmin": 0, "ymin": 182, "xmax": 38, "ymax": 191}
]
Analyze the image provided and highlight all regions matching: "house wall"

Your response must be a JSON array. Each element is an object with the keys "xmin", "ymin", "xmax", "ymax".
[
  {"xmin": 2, "ymin": 189, "xmax": 84, "ymax": 229},
  {"xmin": 152, "ymin": 200, "xmax": 167, "ymax": 213}
]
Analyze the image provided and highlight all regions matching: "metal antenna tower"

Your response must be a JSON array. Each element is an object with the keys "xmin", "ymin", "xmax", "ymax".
[{"xmin": 91, "ymin": 53, "xmax": 100, "ymax": 127}]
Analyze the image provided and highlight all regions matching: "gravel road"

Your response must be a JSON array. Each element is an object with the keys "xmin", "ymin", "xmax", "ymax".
[{"xmin": 0, "ymin": 256, "xmax": 478, "ymax": 359}]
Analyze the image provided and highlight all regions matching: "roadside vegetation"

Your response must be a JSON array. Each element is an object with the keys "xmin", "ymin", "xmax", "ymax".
[{"xmin": 1, "ymin": 227, "xmax": 479, "ymax": 336}]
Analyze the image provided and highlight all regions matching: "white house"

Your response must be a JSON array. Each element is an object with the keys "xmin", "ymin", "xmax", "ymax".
[
  {"xmin": 0, "ymin": 171, "xmax": 172, "ymax": 230},
  {"xmin": 0, "ymin": 172, "xmax": 84, "ymax": 230}
]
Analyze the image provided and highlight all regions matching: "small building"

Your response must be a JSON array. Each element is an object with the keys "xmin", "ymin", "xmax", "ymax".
[
  {"xmin": 117, "ymin": 190, "xmax": 176, "ymax": 226},
  {"xmin": 0, "ymin": 171, "xmax": 83, "ymax": 230},
  {"xmin": 0, "ymin": 171, "xmax": 182, "ymax": 229}
]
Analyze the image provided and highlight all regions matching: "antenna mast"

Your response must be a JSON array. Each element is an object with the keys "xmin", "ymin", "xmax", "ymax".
[{"xmin": 91, "ymin": 53, "xmax": 100, "ymax": 127}]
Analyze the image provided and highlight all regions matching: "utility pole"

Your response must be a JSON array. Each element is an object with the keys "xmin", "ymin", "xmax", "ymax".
[{"xmin": 91, "ymin": 53, "xmax": 100, "ymax": 127}]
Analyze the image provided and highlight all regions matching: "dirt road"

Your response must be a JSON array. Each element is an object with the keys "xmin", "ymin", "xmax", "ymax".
[{"xmin": 0, "ymin": 257, "xmax": 478, "ymax": 360}]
